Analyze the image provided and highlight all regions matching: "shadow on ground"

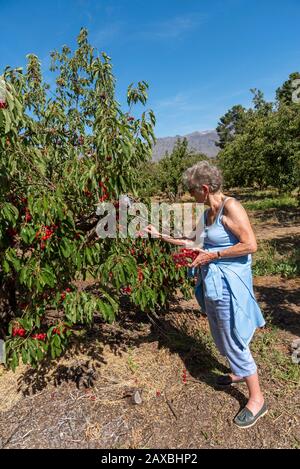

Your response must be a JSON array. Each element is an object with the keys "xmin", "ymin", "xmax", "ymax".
[
  {"xmin": 254, "ymin": 280, "xmax": 300, "ymax": 337},
  {"xmin": 16, "ymin": 293, "xmax": 248, "ymax": 411}
]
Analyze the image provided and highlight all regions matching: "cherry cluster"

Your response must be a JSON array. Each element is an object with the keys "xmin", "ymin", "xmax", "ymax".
[
  {"xmin": 172, "ymin": 248, "xmax": 199, "ymax": 268},
  {"xmin": 6, "ymin": 227, "xmax": 18, "ymax": 246},
  {"xmin": 12, "ymin": 326, "xmax": 66, "ymax": 341},
  {"xmin": 52, "ymin": 326, "xmax": 67, "ymax": 335},
  {"xmin": 36, "ymin": 224, "xmax": 59, "ymax": 250},
  {"xmin": 121, "ymin": 286, "xmax": 132, "ymax": 295},
  {"xmin": 60, "ymin": 288, "xmax": 71, "ymax": 301},
  {"xmin": 25, "ymin": 208, "xmax": 32, "ymax": 222},
  {"xmin": 18, "ymin": 197, "xmax": 32, "ymax": 223},
  {"xmin": 137, "ymin": 267, "xmax": 144, "ymax": 282},
  {"xmin": 12, "ymin": 327, "xmax": 26, "ymax": 337},
  {"xmin": 32, "ymin": 333, "xmax": 47, "ymax": 341},
  {"xmin": 99, "ymin": 180, "xmax": 109, "ymax": 202}
]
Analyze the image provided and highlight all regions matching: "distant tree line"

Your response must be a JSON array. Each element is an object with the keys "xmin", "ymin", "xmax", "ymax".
[
  {"xmin": 138, "ymin": 72, "xmax": 300, "ymax": 198},
  {"xmin": 216, "ymin": 72, "xmax": 300, "ymax": 192}
]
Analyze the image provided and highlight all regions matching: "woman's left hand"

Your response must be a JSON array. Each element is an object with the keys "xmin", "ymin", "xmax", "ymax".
[{"xmin": 190, "ymin": 249, "xmax": 217, "ymax": 268}]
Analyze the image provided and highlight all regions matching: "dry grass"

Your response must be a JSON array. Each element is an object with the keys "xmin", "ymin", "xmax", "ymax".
[
  {"xmin": 0, "ymin": 299, "xmax": 299, "ymax": 448},
  {"xmin": 0, "ymin": 364, "xmax": 25, "ymax": 412}
]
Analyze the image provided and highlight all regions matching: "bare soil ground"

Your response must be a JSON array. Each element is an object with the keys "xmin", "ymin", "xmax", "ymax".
[{"xmin": 0, "ymin": 205, "xmax": 299, "ymax": 449}]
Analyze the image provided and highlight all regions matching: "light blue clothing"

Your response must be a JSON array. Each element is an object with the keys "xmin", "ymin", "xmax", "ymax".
[
  {"xmin": 194, "ymin": 197, "xmax": 265, "ymax": 352},
  {"xmin": 202, "ymin": 196, "xmax": 251, "ymax": 265},
  {"xmin": 204, "ymin": 276, "xmax": 257, "ymax": 377}
]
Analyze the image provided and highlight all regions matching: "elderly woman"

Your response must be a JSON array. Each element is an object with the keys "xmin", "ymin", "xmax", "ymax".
[{"xmin": 144, "ymin": 161, "xmax": 267, "ymax": 429}]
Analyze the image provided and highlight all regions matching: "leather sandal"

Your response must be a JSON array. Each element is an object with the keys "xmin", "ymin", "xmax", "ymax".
[
  {"xmin": 215, "ymin": 374, "xmax": 245, "ymax": 387},
  {"xmin": 234, "ymin": 402, "xmax": 268, "ymax": 429}
]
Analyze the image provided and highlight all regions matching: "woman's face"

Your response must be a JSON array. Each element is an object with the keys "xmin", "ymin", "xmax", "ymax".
[{"xmin": 189, "ymin": 185, "xmax": 209, "ymax": 204}]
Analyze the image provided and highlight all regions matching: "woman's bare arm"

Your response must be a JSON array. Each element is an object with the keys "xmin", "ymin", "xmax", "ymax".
[
  {"xmin": 143, "ymin": 212, "xmax": 205, "ymax": 248},
  {"xmin": 219, "ymin": 198, "xmax": 257, "ymax": 258},
  {"xmin": 143, "ymin": 225, "xmax": 192, "ymax": 247},
  {"xmin": 190, "ymin": 199, "xmax": 257, "ymax": 267}
]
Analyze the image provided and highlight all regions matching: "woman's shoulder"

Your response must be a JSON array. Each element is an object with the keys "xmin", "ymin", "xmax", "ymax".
[
  {"xmin": 224, "ymin": 197, "xmax": 242, "ymax": 211},
  {"xmin": 223, "ymin": 197, "xmax": 247, "ymax": 219}
]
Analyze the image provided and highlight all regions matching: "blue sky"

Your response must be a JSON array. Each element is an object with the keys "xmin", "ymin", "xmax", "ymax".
[{"xmin": 1, "ymin": 0, "xmax": 300, "ymax": 137}]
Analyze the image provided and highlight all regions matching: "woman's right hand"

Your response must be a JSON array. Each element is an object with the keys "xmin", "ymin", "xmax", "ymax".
[{"xmin": 142, "ymin": 224, "xmax": 161, "ymax": 238}]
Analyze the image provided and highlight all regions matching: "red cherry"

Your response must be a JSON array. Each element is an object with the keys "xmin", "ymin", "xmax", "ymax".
[
  {"xmin": 122, "ymin": 286, "xmax": 132, "ymax": 295},
  {"xmin": 138, "ymin": 269, "xmax": 144, "ymax": 282},
  {"xmin": 83, "ymin": 189, "xmax": 92, "ymax": 197},
  {"xmin": 99, "ymin": 181, "xmax": 107, "ymax": 189},
  {"xmin": 53, "ymin": 326, "xmax": 66, "ymax": 335},
  {"xmin": 7, "ymin": 228, "xmax": 17, "ymax": 237}
]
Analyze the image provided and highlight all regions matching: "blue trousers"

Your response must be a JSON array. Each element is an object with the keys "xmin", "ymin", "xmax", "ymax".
[{"xmin": 204, "ymin": 277, "xmax": 257, "ymax": 378}]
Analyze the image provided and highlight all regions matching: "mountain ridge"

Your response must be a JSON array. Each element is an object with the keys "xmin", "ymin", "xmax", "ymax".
[{"xmin": 152, "ymin": 130, "xmax": 220, "ymax": 161}]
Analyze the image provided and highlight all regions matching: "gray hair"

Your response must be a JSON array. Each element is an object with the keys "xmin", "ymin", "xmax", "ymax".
[{"xmin": 182, "ymin": 161, "xmax": 223, "ymax": 193}]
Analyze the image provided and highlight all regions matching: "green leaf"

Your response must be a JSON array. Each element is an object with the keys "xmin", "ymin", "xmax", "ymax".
[
  {"xmin": 3, "ymin": 259, "xmax": 10, "ymax": 273},
  {"xmin": 11, "ymin": 351, "xmax": 19, "ymax": 372},
  {"xmin": 3, "ymin": 109, "xmax": 11, "ymax": 134},
  {"xmin": 1, "ymin": 203, "xmax": 19, "ymax": 224},
  {"xmin": 21, "ymin": 348, "xmax": 28, "ymax": 365},
  {"xmin": 60, "ymin": 238, "xmax": 72, "ymax": 258}
]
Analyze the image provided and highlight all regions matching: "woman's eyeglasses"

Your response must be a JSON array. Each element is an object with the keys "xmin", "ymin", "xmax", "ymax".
[{"xmin": 188, "ymin": 186, "xmax": 199, "ymax": 194}]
